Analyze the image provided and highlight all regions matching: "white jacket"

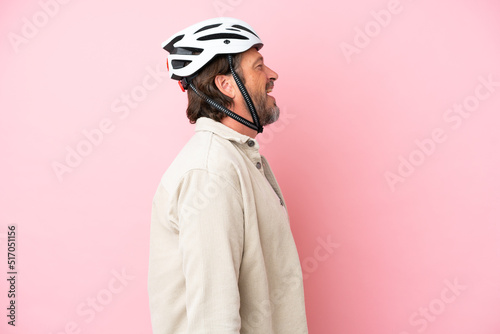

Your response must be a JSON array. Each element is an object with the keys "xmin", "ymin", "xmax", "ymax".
[{"xmin": 148, "ymin": 117, "xmax": 308, "ymax": 334}]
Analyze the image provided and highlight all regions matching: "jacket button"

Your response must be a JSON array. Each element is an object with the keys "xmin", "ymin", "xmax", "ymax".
[
  {"xmin": 247, "ymin": 140, "xmax": 255, "ymax": 147},
  {"xmin": 256, "ymin": 162, "xmax": 262, "ymax": 169}
]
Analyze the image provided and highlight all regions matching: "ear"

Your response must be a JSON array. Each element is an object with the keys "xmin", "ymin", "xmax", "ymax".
[{"xmin": 214, "ymin": 74, "xmax": 236, "ymax": 99}]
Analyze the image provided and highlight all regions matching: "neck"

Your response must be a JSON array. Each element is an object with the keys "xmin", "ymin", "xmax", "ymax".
[{"xmin": 220, "ymin": 103, "xmax": 258, "ymax": 138}]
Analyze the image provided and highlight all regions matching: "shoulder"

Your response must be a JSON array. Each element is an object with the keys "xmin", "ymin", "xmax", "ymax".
[{"xmin": 160, "ymin": 130, "xmax": 246, "ymax": 194}]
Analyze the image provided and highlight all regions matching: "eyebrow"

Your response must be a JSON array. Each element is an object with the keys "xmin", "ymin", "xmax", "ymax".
[{"xmin": 253, "ymin": 56, "xmax": 263, "ymax": 66}]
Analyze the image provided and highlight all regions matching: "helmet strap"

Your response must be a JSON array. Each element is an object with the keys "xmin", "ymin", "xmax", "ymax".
[
  {"xmin": 227, "ymin": 54, "xmax": 263, "ymax": 133},
  {"xmin": 184, "ymin": 54, "xmax": 264, "ymax": 134},
  {"xmin": 188, "ymin": 82, "xmax": 261, "ymax": 132}
]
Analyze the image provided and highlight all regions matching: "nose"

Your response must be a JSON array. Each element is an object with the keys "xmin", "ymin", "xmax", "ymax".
[{"xmin": 265, "ymin": 65, "xmax": 279, "ymax": 81}]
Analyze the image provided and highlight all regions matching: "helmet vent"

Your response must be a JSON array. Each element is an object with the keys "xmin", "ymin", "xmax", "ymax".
[
  {"xmin": 170, "ymin": 47, "xmax": 203, "ymax": 55},
  {"xmin": 194, "ymin": 23, "xmax": 222, "ymax": 34},
  {"xmin": 172, "ymin": 59, "xmax": 192, "ymax": 69},
  {"xmin": 163, "ymin": 34, "xmax": 184, "ymax": 51},
  {"xmin": 197, "ymin": 33, "xmax": 249, "ymax": 41},
  {"xmin": 232, "ymin": 24, "xmax": 259, "ymax": 38}
]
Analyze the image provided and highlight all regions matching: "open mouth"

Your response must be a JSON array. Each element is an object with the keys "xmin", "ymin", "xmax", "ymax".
[{"xmin": 266, "ymin": 82, "xmax": 274, "ymax": 94}]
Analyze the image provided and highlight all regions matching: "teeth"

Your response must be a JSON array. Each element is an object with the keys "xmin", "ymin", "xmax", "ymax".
[{"xmin": 266, "ymin": 89, "xmax": 272, "ymax": 93}]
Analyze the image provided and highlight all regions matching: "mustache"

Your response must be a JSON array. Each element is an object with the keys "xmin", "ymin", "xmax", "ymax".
[{"xmin": 266, "ymin": 81, "xmax": 274, "ymax": 91}]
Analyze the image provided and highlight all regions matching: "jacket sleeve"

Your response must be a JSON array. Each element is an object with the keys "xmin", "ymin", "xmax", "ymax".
[{"xmin": 177, "ymin": 169, "xmax": 244, "ymax": 333}]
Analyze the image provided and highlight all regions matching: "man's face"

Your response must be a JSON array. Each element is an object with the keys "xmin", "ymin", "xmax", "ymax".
[{"xmin": 239, "ymin": 48, "xmax": 280, "ymax": 127}]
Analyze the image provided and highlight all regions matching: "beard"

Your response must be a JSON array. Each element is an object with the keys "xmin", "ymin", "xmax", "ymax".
[{"xmin": 249, "ymin": 85, "xmax": 280, "ymax": 127}]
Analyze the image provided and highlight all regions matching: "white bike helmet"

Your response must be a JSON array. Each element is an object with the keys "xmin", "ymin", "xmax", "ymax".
[
  {"xmin": 162, "ymin": 18, "xmax": 265, "ymax": 133},
  {"xmin": 162, "ymin": 17, "xmax": 263, "ymax": 80}
]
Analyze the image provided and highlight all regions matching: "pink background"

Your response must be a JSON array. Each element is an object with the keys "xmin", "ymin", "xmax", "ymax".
[{"xmin": 1, "ymin": 0, "xmax": 500, "ymax": 333}]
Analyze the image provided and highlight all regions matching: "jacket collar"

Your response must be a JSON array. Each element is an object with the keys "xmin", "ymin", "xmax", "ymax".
[{"xmin": 195, "ymin": 117, "xmax": 257, "ymax": 147}]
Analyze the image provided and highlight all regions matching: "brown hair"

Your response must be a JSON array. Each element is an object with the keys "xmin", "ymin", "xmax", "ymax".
[{"xmin": 186, "ymin": 53, "xmax": 243, "ymax": 123}]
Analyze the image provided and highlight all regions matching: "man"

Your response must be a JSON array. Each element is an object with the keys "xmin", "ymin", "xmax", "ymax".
[{"xmin": 148, "ymin": 17, "xmax": 308, "ymax": 334}]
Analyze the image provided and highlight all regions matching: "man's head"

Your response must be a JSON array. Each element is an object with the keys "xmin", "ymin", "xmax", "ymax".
[
  {"xmin": 214, "ymin": 47, "xmax": 279, "ymax": 127},
  {"xmin": 185, "ymin": 53, "xmax": 243, "ymax": 124},
  {"xmin": 162, "ymin": 17, "xmax": 279, "ymax": 133},
  {"xmin": 188, "ymin": 47, "xmax": 279, "ymax": 127}
]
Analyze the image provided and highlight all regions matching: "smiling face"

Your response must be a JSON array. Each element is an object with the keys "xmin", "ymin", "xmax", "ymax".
[{"xmin": 239, "ymin": 48, "xmax": 280, "ymax": 127}]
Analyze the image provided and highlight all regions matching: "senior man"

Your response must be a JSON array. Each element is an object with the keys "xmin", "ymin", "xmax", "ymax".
[{"xmin": 148, "ymin": 17, "xmax": 308, "ymax": 334}]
